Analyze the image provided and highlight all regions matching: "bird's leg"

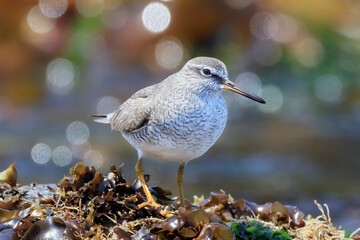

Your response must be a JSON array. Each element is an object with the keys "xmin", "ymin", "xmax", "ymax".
[
  {"xmin": 176, "ymin": 162, "xmax": 186, "ymax": 207},
  {"xmin": 135, "ymin": 158, "xmax": 172, "ymax": 217},
  {"xmin": 135, "ymin": 158, "xmax": 157, "ymax": 206}
]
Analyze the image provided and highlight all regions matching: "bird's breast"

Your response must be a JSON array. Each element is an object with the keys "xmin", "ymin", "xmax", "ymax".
[{"xmin": 127, "ymin": 93, "xmax": 228, "ymax": 162}]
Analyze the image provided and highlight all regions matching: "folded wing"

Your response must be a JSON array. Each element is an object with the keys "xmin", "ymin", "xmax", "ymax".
[{"xmin": 107, "ymin": 83, "xmax": 159, "ymax": 133}]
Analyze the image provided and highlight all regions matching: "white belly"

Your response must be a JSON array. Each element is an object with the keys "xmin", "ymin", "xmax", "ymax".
[{"xmin": 139, "ymin": 144, "xmax": 205, "ymax": 162}]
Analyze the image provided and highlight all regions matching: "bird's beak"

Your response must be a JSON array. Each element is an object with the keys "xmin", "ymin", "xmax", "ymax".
[{"xmin": 222, "ymin": 79, "xmax": 266, "ymax": 104}]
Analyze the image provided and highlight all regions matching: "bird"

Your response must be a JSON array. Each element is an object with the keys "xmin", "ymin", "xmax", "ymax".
[{"xmin": 92, "ymin": 57, "xmax": 265, "ymax": 214}]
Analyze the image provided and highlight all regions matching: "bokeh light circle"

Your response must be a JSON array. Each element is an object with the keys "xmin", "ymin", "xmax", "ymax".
[
  {"xmin": 46, "ymin": 58, "xmax": 75, "ymax": 95},
  {"xmin": 314, "ymin": 75, "xmax": 343, "ymax": 103},
  {"xmin": 142, "ymin": 2, "xmax": 171, "ymax": 33},
  {"xmin": 258, "ymin": 85, "xmax": 284, "ymax": 113},
  {"xmin": 235, "ymin": 72, "xmax": 262, "ymax": 105},
  {"xmin": 39, "ymin": 0, "xmax": 68, "ymax": 18},
  {"xmin": 97, "ymin": 96, "xmax": 120, "ymax": 114},
  {"xmin": 27, "ymin": 5, "xmax": 56, "ymax": 34},
  {"xmin": 52, "ymin": 146, "xmax": 72, "ymax": 167},
  {"xmin": 270, "ymin": 13, "xmax": 298, "ymax": 43},
  {"xmin": 72, "ymin": 142, "xmax": 91, "ymax": 160},
  {"xmin": 294, "ymin": 37, "xmax": 323, "ymax": 67},
  {"xmin": 155, "ymin": 38, "xmax": 184, "ymax": 69},
  {"xmin": 84, "ymin": 150, "xmax": 104, "ymax": 169},
  {"xmin": 31, "ymin": 143, "xmax": 52, "ymax": 164},
  {"xmin": 66, "ymin": 121, "xmax": 90, "ymax": 145},
  {"xmin": 250, "ymin": 11, "xmax": 277, "ymax": 40}
]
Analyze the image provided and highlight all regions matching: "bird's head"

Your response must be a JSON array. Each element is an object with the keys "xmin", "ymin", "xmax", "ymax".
[{"xmin": 183, "ymin": 57, "xmax": 265, "ymax": 104}]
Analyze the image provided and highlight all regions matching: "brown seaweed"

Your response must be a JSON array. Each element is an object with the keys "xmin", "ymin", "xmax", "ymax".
[{"xmin": 0, "ymin": 162, "xmax": 352, "ymax": 239}]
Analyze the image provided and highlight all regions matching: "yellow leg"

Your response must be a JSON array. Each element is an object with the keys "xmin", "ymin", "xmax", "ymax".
[
  {"xmin": 135, "ymin": 158, "xmax": 172, "ymax": 217},
  {"xmin": 135, "ymin": 158, "xmax": 157, "ymax": 204},
  {"xmin": 177, "ymin": 162, "xmax": 186, "ymax": 207}
]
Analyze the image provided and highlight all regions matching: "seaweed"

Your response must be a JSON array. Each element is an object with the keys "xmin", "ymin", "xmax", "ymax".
[{"xmin": 0, "ymin": 162, "xmax": 357, "ymax": 239}]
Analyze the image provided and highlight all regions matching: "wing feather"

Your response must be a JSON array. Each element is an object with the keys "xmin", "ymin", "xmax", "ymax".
[{"xmin": 109, "ymin": 83, "xmax": 159, "ymax": 133}]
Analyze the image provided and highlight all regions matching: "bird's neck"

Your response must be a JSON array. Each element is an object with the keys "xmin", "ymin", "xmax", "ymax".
[{"xmin": 196, "ymin": 87, "xmax": 221, "ymax": 100}]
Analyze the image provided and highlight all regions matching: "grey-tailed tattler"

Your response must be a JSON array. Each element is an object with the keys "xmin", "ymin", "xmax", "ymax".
[{"xmin": 92, "ymin": 57, "xmax": 265, "ymax": 215}]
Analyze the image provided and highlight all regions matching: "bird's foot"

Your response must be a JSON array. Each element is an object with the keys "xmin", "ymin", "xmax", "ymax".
[
  {"xmin": 137, "ymin": 200, "xmax": 162, "ymax": 210},
  {"xmin": 138, "ymin": 200, "xmax": 173, "ymax": 218}
]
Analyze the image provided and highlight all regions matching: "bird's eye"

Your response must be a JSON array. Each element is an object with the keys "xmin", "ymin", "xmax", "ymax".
[{"xmin": 202, "ymin": 68, "xmax": 211, "ymax": 76}]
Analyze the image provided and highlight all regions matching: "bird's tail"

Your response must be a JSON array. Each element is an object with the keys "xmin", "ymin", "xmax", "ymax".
[{"xmin": 90, "ymin": 113, "xmax": 113, "ymax": 124}]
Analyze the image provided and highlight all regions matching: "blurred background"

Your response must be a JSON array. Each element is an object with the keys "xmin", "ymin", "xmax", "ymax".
[{"xmin": 0, "ymin": 0, "xmax": 360, "ymax": 231}]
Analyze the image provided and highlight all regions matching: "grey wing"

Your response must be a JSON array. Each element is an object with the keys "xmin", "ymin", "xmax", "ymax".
[
  {"xmin": 129, "ymin": 83, "xmax": 159, "ymax": 99},
  {"xmin": 109, "ymin": 83, "xmax": 159, "ymax": 133}
]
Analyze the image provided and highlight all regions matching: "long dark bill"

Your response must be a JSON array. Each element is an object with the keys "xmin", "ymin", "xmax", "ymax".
[{"xmin": 222, "ymin": 79, "xmax": 266, "ymax": 104}]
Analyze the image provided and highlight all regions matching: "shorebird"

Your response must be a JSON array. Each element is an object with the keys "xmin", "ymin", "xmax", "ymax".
[{"xmin": 92, "ymin": 57, "xmax": 265, "ymax": 212}]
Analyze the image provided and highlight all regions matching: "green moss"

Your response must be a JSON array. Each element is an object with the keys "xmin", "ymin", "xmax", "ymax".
[{"xmin": 231, "ymin": 221, "xmax": 292, "ymax": 240}]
